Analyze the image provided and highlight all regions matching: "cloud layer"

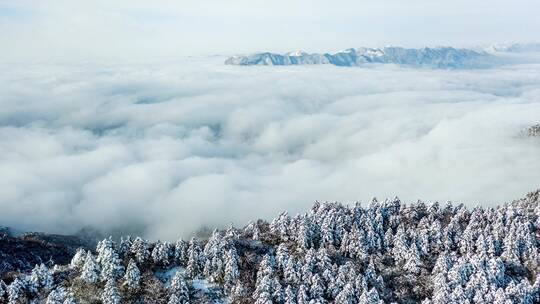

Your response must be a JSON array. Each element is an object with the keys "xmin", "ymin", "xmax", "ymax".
[{"xmin": 1, "ymin": 57, "xmax": 540, "ymax": 239}]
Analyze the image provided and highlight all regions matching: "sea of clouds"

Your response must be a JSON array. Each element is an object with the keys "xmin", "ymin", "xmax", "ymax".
[{"xmin": 1, "ymin": 56, "xmax": 539, "ymax": 240}]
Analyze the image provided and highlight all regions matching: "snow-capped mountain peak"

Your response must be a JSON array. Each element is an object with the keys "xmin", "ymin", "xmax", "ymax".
[{"xmin": 225, "ymin": 45, "xmax": 494, "ymax": 68}]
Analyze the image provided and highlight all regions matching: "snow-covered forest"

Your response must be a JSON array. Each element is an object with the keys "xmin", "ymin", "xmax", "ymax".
[{"xmin": 1, "ymin": 190, "xmax": 539, "ymax": 304}]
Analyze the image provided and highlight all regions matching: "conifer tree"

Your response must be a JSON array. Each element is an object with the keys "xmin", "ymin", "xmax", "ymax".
[
  {"xmin": 101, "ymin": 279, "xmax": 121, "ymax": 304},
  {"xmin": 46, "ymin": 287, "xmax": 66, "ymax": 304},
  {"xmin": 80, "ymin": 252, "xmax": 100, "ymax": 283},
  {"xmin": 7, "ymin": 278, "xmax": 27, "ymax": 304},
  {"xmin": 70, "ymin": 248, "xmax": 87, "ymax": 269},
  {"xmin": 131, "ymin": 237, "xmax": 151, "ymax": 264},
  {"xmin": 170, "ymin": 271, "xmax": 190, "ymax": 302},
  {"xmin": 284, "ymin": 285, "xmax": 296, "ymax": 304},
  {"xmin": 122, "ymin": 259, "xmax": 141, "ymax": 291}
]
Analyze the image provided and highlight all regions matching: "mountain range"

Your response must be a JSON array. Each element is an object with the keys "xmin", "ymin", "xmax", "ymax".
[{"xmin": 225, "ymin": 46, "xmax": 494, "ymax": 68}]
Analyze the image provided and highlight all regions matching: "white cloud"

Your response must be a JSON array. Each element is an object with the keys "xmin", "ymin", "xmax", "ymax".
[{"xmin": 0, "ymin": 57, "xmax": 539, "ymax": 239}]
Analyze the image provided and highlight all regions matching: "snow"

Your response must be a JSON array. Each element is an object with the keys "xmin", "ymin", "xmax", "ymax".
[
  {"xmin": 155, "ymin": 266, "xmax": 184, "ymax": 286},
  {"xmin": 191, "ymin": 279, "xmax": 211, "ymax": 292},
  {"xmin": 225, "ymin": 46, "xmax": 493, "ymax": 68}
]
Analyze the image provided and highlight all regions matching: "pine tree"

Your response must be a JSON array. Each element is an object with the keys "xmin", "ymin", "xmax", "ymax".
[
  {"xmin": 254, "ymin": 291, "xmax": 273, "ymax": 304},
  {"xmin": 253, "ymin": 275, "xmax": 273, "ymax": 302},
  {"xmin": 119, "ymin": 236, "xmax": 133, "ymax": 258},
  {"xmin": 403, "ymin": 244, "xmax": 423, "ymax": 274},
  {"xmin": 30, "ymin": 263, "xmax": 54, "ymax": 291},
  {"xmin": 0, "ymin": 279, "xmax": 6, "ymax": 300},
  {"xmin": 101, "ymin": 279, "xmax": 121, "ymax": 304},
  {"xmin": 284, "ymin": 285, "xmax": 297, "ymax": 304},
  {"xmin": 62, "ymin": 291, "xmax": 77, "ymax": 304},
  {"xmin": 175, "ymin": 239, "xmax": 188, "ymax": 266},
  {"xmin": 284, "ymin": 257, "xmax": 300, "ymax": 284},
  {"xmin": 80, "ymin": 252, "xmax": 100, "ymax": 283},
  {"xmin": 70, "ymin": 248, "xmax": 87, "ymax": 269},
  {"xmin": 46, "ymin": 287, "xmax": 66, "ymax": 304},
  {"xmin": 297, "ymin": 284, "xmax": 310, "ymax": 304},
  {"xmin": 97, "ymin": 238, "xmax": 124, "ymax": 281},
  {"xmin": 224, "ymin": 247, "xmax": 240, "ymax": 287},
  {"xmin": 186, "ymin": 238, "xmax": 203, "ymax": 279},
  {"xmin": 7, "ymin": 278, "xmax": 27, "ymax": 304},
  {"xmin": 168, "ymin": 294, "xmax": 182, "ymax": 304},
  {"xmin": 276, "ymin": 243, "xmax": 290, "ymax": 268},
  {"xmin": 203, "ymin": 230, "xmax": 225, "ymax": 282},
  {"xmin": 152, "ymin": 241, "xmax": 173, "ymax": 267},
  {"xmin": 358, "ymin": 288, "xmax": 380, "ymax": 304},
  {"xmin": 272, "ymin": 277, "xmax": 283, "ymax": 303},
  {"xmin": 170, "ymin": 271, "xmax": 190, "ymax": 302},
  {"xmin": 131, "ymin": 237, "xmax": 151, "ymax": 264},
  {"xmin": 309, "ymin": 274, "xmax": 325, "ymax": 301},
  {"xmin": 335, "ymin": 283, "xmax": 356, "ymax": 304},
  {"xmin": 270, "ymin": 211, "xmax": 291, "ymax": 241},
  {"xmin": 297, "ymin": 217, "xmax": 314, "ymax": 250},
  {"xmin": 122, "ymin": 259, "xmax": 141, "ymax": 291},
  {"xmin": 245, "ymin": 221, "xmax": 260, "ymax": 240},
  {"xmin": 231, "ymin": 281, "xmax": 246, "ymax": 302}
]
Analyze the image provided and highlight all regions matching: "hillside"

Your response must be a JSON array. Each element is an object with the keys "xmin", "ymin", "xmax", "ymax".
[{"xmin": 0, "ymin": 190, "xmax": 539, "ymax": 303}]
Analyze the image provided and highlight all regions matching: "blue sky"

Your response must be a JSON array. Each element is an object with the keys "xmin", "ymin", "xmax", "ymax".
[{"xmin": 1, "ymin": 0, "xmax": 539, "ymax": 60}]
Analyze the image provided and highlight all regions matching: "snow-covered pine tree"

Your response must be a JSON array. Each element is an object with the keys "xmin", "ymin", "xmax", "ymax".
[
  {"xmin": 169, "ymin": 271, "xmax": 190, "ymax": 302},
  {"xmin": 101, "ymin": 279, "xmax": 121, "ymax": 304},
  {"xmin": 309, "ymin": 274, "xmax": 325, "ymax": 301},
  {"xmin": 30, "ymin": 263, "xmax": 54, "ymax": 291},
  {"xmin": 296, "ymin": 217, "xmax": 314, "ymax": 250},
  {"xmin": 203, "ymin": 230, "xmax": 225, "ymax": 282},
  {"xmin": 224, "ymin": 247, "xmax": 240, "ymax": 288},
  {"xmin": 276, "ymin": 243, "xmax": 290, "ymax": 268},
  {"xmin": 7, "ymin": 278, "xmax": 27, "ymax": 304},
  {"xmin": 62, "ymin": 291, "xmax": 76, "ymax": 304},
  {"xmin": 167, "ymin": 293, "xmax": 182, "ymax": 304},
  {"xmin": 335, "ymin": 283, "xmax": 356, "ymax": 304},
  {"xmin": 270, "ymin": 211, "xmax": 291, "ymax": 241},
  {"xmin": 272, "ymin": 277, "xmax": 283, "ymax": 303},
  {"xmin": 231, "ymin": 281, "xmax": 246, "ymax": 302},
  {"xmin": 284, "ymin": 285, "xmax": 296, "ymax": 304},
  {"xmin": 98, "ymin": 245, "xmax": 124, "ymax": 281},
  {"xmin": 152, "ymin": 241, "xmax": 173, "ymax": 267},
  {"xmin": 80, "ymin": 252, "xmax": 100, "ymax": 283},
  {"xmin": 254, "ymin": 291, "xmax": 274, "ymax": 304},
  {"xmin": 245, "ymin": 221, "xmax": 260, "ymax": 240},
  {"xmin": 226, "ymin": 223, "xmax": 239, "ymax": 240},
  {"xmin": 284, "ymin": 257, "xmax": 300, "ymax": 284},
  {"xmin": 70, "ymin": 248, "xmax": 87, "ymax": 269},
  {"xmin": 175, "ymin": 239, "xmax": 188, "ymax": 266},
  {"xmin": 186, "ymin": 238, "xmax": 203, "ymax": 279},
  {"xmin": 253, "ymin": 275, "xmax": 274, "ymax": 303},
  {"xmin": 131, "ymin": 237, "xmax": 151, "ymax": 264},
  {"xmin": 118, "ymin": 236, "xmax": 133, "ymax": 258},
  {"xmin": 0, "ymin": 279, "xmax": 6, "ymax": 299},
  {"xmin": 358, "ymin": 288, "xmax": 381, "ymax": 304},
  {"xmin": 45, "ymin": 287, "xmax": 66, "ymax": 304},
  {"xmin": 297, "ymin": 284, "xmax": 310, "ymax": 304},
  {"xmin": 122, "ymin": 259, "xmax": 141, "ymax": 290},
  {"xmin": 403, "ymin": 244, "xmax": 423, "ymax": 274}
]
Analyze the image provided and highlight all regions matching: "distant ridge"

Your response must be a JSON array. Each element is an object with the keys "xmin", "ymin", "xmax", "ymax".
[
  {"xmin": 485, "ymin": 42, "xmax": 540, "ymax": 53},
  {"xmin": 225, "ymin": 46, "xmax": 493, "ymax": 68}
]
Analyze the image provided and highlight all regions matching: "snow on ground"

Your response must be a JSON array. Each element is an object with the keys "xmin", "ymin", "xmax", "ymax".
[{"xmin": 155, "ymin": 266, "xmax": 184, "ymax": 286}]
